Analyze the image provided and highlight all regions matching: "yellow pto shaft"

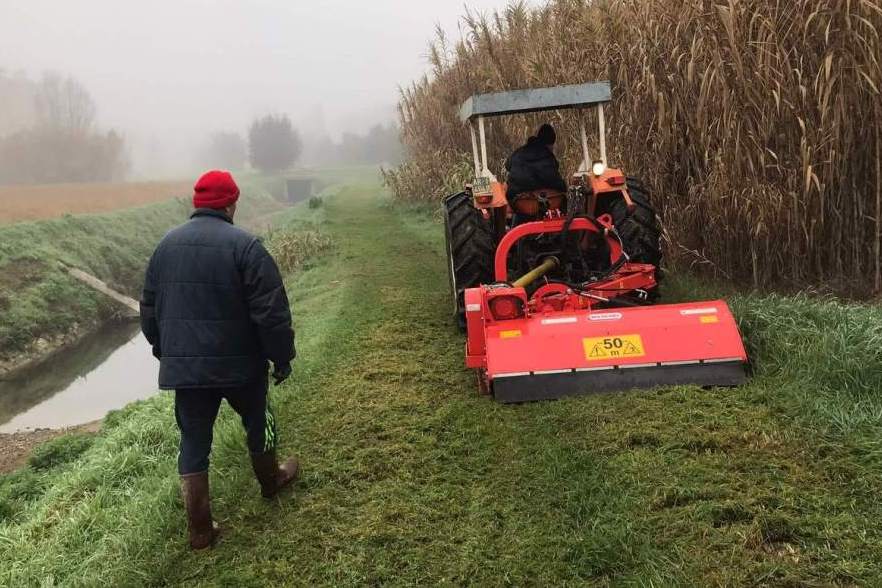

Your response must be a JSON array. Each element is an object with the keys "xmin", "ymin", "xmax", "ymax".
[{"xmin": 512, "ymin": 257, "xmax": 560, "ymax": 288}]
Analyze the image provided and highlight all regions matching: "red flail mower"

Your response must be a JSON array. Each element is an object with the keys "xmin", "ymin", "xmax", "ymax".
[{"xmin": 443, "ymin": 82, "xmax": 748, "ymax": 403}]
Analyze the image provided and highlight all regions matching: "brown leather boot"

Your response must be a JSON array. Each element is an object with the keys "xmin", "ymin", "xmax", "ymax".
[
  {"xmin": 180, "ymin": 472, "xmax": 220, "ymax": 550},
  {"xmin": 251, "ymin": 451, "xmax": 300, "ymax": 498}
]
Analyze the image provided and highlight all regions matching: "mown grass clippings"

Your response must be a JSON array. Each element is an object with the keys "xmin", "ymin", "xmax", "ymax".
[{"xmin": 707, "ymin": 501, "xmax": 754, "ymax": 528}]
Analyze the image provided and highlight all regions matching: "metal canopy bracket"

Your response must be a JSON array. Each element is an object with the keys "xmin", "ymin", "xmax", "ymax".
[
  {"xmin": 459, "ymin": 81, "xmax": 612, "ymax": 122},
  {"xmin": 578, "ymin": 115, "xmax": 591, "ymax": 175},
  {"xmin": 478, "ymin": 117, "xmax": 489, "ymax": 175},
  {"xmin": 469, "ymin": 121, "xmax": 481, "ymax": 176}
]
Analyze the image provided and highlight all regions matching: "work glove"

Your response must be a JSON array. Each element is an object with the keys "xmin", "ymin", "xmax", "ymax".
[{"xmin": 272, "ymin": 362, "xmax": 292, "ymax": 386}]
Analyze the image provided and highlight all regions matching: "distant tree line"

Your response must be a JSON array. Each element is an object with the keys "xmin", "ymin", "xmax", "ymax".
[
  {"xmin": 198, "ymin": 131, "xmax": 247, "ymax": 171},
  {"xmin": 0, "ymin": 71, "xmax": 129, "ymax": 185},
  {"xmin": 309, "ymin": 123, "xmax": 403, "ymax": 166},
  {"xmin": 199, "ymin": 118, "xmax": 401, "ymax": 173},
  {"xmin": 199, "ymin": 114, "xmax": 302, "ymax": 173}
]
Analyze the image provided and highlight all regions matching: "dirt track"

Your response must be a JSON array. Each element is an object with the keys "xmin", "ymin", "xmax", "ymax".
[{"xmin": 0, "ymin": 180, "xmax": 190, "ymax": 224}]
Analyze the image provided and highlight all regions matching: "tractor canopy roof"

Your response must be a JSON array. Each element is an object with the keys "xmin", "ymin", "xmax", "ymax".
[{"xmin": 459, "ymin": 81, "xmax": 611, "ymax": 123}]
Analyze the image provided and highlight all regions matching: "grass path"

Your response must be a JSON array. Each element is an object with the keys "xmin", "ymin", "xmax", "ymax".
[
  {"xmin": 3, "ymin": 176, "xmax": 882, "ymax": 585},
  {"xmin": 161, "ymin": 181, "xmax": 882, "ymax": 585}
]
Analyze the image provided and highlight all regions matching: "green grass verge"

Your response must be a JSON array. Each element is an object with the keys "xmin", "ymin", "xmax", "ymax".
[
  {"xmin": 0, "ymin": 178, "xmax": 284, "ymax": 362},
  {"xmin": 2, "ymin": 173, "xmax": 882, "ymax": 585}
]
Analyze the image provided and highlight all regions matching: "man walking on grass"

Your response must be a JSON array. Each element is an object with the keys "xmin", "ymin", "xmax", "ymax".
[{"xmin": 140, "ymin": 170, "xmax": 299, "ymax": 550}]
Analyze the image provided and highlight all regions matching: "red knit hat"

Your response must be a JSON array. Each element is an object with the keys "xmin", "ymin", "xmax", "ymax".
[{"xmin": 193, "ymin": 170, "xmax": 240, "ymax": 209}]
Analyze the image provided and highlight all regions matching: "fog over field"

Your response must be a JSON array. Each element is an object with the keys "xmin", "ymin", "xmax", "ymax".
[{"xmin": 0, "ymin": 0, "xmax": 516, "ymax": 178}]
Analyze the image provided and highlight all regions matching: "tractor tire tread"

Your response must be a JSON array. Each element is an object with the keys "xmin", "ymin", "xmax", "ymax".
[
  {"xmin": 443, "ymin": 191, "xmax": 494, "ymax": 331},
  {"xmin": 607, "ymin": 178, "xmax": 663, "ymax": 271}
]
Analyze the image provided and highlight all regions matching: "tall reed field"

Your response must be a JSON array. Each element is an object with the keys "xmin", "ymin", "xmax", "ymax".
[{"xmin": 385, "ymin": 0, "xmax": 882, "ymax": 295}]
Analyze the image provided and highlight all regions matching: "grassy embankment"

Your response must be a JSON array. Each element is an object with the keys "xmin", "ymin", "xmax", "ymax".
[
  {"xmin": 0, "ymin": 178, "xmax": 284, "ymax": 374},
  {"xmin": 3, "ymin": 174, "xmax": 882, "ymax": 585}
]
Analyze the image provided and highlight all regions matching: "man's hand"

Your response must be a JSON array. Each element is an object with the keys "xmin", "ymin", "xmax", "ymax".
[{"xmin": 272, "ymin": 362, "xmax": 292, "ymax": 385}]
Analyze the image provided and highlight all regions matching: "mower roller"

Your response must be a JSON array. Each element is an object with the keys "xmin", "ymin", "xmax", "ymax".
[{"xmin": 444, "ymin": 82, "xmax": 748, "ymax": 403}]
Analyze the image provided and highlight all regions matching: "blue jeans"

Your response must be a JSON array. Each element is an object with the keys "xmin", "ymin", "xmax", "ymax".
[{"xmin": 174, "ymin": 375, "xmax": 276, "ymax": 475}]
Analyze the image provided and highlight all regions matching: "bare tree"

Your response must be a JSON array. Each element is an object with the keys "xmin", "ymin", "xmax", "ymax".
[
  {"xmin": 0, "ymin": 71, "xmax": 127, "ymax": 185},
  {"xmin": 35, "ymin": 72, "xmax": 95, "ymax": 131}
]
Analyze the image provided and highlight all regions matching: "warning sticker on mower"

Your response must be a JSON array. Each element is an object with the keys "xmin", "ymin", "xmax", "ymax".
[{"xmin": 583, "ymin": 335, "xmax": 646, "ymax": 361}]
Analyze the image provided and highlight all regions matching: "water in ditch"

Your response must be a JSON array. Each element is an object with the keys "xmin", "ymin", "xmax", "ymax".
[{"xmin": 0, "ymin": 321, "xmax": 159, "ymax": 433}]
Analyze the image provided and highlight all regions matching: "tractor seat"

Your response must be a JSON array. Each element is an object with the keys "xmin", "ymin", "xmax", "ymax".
[{"xmin": 510, "ymin": 189, "xmax": 566, "ymax": 218}]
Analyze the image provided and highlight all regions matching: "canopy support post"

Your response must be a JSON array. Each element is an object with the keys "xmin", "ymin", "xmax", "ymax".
[
  {"xmin": 579, "ymin": 114, "xmax": 591, "ymax": 175},
  {"xmin": 478, "ymin": 116, "xmax": 489, "ymax": 175},
  {"xmin": 469, "ymin": 121, "xmax": 481, "ymax": 177}
]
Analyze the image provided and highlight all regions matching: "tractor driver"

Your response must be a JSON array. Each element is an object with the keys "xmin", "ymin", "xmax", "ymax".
[{"xmin": 505, "ymin": 123, "xmax": 567, "ymax": 224}]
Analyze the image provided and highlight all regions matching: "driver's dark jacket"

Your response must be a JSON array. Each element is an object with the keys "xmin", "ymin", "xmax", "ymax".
[
  {"xmin": 140, "ymin": 208, "xmax": 295, "ymax": 390},
  {"xmin": 504, "ymin": 137, "xmax": 567, "ymax": 201}
]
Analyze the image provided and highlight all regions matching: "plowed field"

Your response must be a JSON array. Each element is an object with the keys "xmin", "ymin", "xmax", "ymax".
[{"xmin": 0, "ymin": 181, "xmax": 190, "ymax": 224}]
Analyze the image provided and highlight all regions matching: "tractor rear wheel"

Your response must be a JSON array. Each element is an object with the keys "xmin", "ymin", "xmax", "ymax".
[
  {"xmin": 601, "ymin": 178, "xmax": 663, "ymax": 297},
  {"xmin": 443, "ymin": 192, "xmax": 494, "ymax": 331}
]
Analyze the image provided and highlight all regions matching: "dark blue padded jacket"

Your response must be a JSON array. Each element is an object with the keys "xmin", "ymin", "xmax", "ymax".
[{"xmin": 140, "ymin": 208, "xmax": 294, "ymax": 389}]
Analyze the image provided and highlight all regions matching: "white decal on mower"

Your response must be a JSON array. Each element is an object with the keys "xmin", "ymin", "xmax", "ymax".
[
  {"xmin": 588, "ymin": 312, "xmax": 623, "ymax": 322},
  {"xmin": 541, "ymin": 317, "xmax": 578, "ymax": 325},
  {"xmin": 680, "ymin": 307, "xmax": 718, "ymax": 316},
  {"xmin": 466, "ymin": 304, "xmax": 482, "ymax": 312}
]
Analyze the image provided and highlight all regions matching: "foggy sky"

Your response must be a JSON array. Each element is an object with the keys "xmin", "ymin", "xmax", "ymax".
[{"xmin": 1, "ymin": 0, "xmax": 522, "ymax": 176}]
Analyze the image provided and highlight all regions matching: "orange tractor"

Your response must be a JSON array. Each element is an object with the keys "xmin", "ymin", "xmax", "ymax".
[{"xmin": 443, "ymin": 82, "xmax": 748, "ymax": 403}]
